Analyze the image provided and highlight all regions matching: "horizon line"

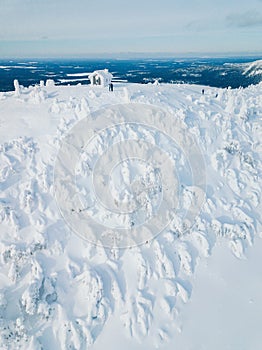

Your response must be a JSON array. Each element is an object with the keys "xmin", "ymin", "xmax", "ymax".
[{"xmin": 1, "ymin": 51, "xmax": 262, "ymax": 60}]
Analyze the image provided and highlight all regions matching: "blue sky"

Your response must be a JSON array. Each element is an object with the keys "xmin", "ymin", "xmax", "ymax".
[{"xmin": 0, "ymin": 0, "xmax": 262, "ymax": 57}]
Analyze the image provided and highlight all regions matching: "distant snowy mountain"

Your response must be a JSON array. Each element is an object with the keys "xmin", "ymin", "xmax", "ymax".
[{"xmin": 243, "ymin": 59, "xmax": 262, "ymax": 77}]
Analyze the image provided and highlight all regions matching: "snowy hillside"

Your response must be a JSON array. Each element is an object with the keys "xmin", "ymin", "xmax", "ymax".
[
  {"xmin": 243, "ymin": 59, "xmax": 262, "ymax": 77},
  {"xmin": 0, "ymin": 80, "xmax": 261, "ymax": 349}
]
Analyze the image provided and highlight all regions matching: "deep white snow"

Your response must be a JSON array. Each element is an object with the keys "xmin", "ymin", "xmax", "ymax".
[{"xmin": 0, "ymin": 80, "xmax": 261, "ymax": 349}]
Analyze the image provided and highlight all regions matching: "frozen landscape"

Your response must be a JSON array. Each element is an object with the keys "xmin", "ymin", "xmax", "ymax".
[
  {"xmin": 0, "ymin": 57, "xmax": 262, "ymax": 92},
  {"xmin": 0, "ymin": 76, "xmax": 261, "ymax": 349}
]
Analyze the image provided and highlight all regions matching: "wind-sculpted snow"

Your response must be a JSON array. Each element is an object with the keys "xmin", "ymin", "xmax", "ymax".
[
  {"xmin": 0, "ymin": 81, "xmax": 261, "ymax": 349},
  {"xmin": 54, "ymin": 103, "xmax": 206, "ymax": 248}
]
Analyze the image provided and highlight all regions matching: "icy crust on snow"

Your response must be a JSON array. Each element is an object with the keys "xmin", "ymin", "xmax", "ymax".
[{"xmin": 0, "ymin": 81, "xmax": 261, "ymax": 349}]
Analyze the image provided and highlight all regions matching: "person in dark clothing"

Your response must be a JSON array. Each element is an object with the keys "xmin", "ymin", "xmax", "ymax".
[
  {"xmin": 109, "ymin": 83, "xmax": 114, "ymax": 91},
  {"xmin": 202, "ymin": 89, "xmax": 205, "ymax": 95}
]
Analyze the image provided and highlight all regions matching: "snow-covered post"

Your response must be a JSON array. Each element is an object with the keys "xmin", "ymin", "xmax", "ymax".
[{"xmin": 14, "ymin": 79, "xmax": 20, "ymax": 96}]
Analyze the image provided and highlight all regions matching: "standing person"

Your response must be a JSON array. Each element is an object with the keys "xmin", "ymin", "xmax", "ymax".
[
  {"xmin": 109, "ymin": 83, "xmax": 113, "ymax": 91},
  {"xmin": 202, "ymin": 89, "xmax": 205, "ymax": 95}
]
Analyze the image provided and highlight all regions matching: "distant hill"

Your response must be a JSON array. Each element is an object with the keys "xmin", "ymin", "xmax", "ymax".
[{"xmin": 243, "ymin": 59, "xmax": 262, "ymax": 77}]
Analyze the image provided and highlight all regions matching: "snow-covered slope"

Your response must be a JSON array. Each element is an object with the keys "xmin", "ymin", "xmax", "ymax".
[
  {"xmin": 0, "ymin": 81, "xmax": 261, "ymax": 349},
  {"xmin": 243, "ymin": 60, "xmax": 262, "ymax": 77}
]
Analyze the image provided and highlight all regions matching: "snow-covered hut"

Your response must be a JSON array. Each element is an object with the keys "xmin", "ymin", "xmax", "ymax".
[{"xmin": 88, "ymin": 69, "xmax": 113, "ymax": 87}]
